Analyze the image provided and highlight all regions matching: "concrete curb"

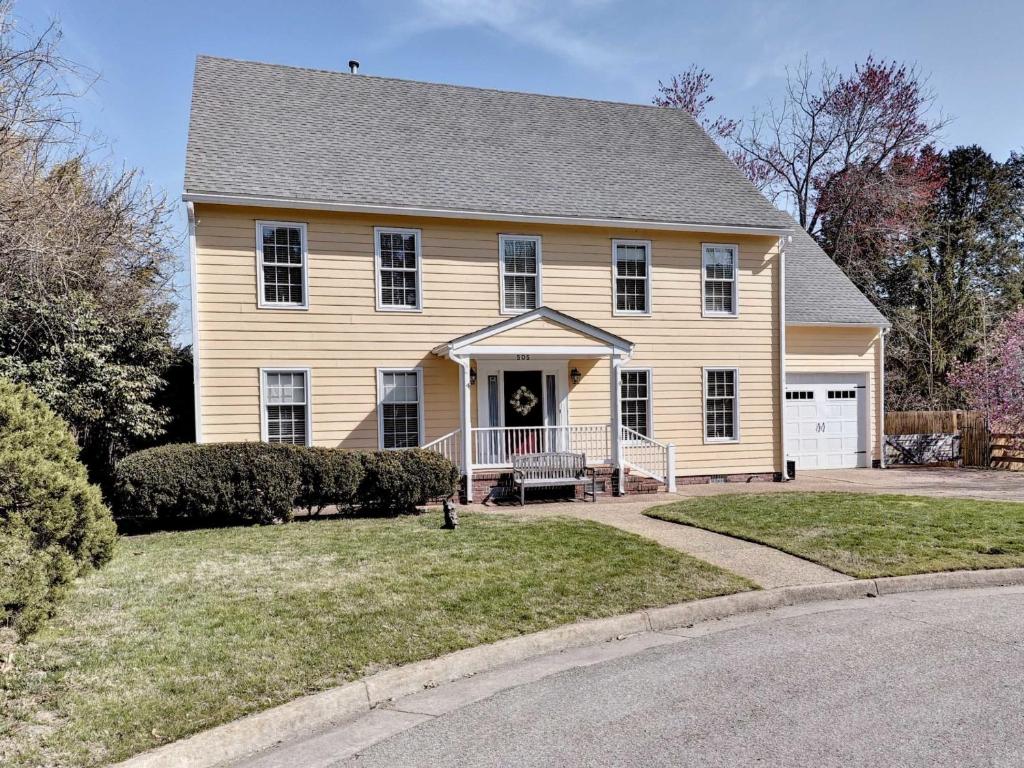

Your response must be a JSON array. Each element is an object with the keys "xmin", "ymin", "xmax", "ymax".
[{"xmin": 111, "ymin": 567, "xmax": 1024, "ymax": 768}]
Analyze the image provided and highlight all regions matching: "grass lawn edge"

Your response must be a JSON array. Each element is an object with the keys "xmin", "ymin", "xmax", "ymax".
[{"xmin": 643, "ymin": 492, "xmax": 1024, "ymax": 579}]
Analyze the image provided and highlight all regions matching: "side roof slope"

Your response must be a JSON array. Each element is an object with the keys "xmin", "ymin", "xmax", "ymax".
[{"xmin": 784, "ymin": 225, "xmax": 889, "ymax": 327}]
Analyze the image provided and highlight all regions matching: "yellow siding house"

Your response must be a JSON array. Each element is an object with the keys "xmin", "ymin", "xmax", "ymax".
[{"xmin": 184, "ymin": 57, "xmax": 889, "ymax": 501}]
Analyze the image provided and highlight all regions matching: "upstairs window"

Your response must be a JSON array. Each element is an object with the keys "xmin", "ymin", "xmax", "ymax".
[
  {"xmin": 500, "ymin": 235, "xmax": 542, "ymax": 313},
  {"xmin": 702, "ymin": 244, "xmax": 738, "ymax": 316},
  {"xmin": 704, "ymin": 368, "xmax": 739, "ymax": 442},
  {"xmin": 262, "ymin": 369, "xmax": 311, "ymax": 445},
  {"xmin": 378, "ymin": 369, "xmax": 423, "ymax": 449},
  {"xmin": 620, "ymin": 369, "xmax": 652, "ymax": 438},
  {"xmin": 375, "ymin": 228, "xmax": 422, "ymax": 311},
  {"xmin": 257, "ymin": 222, "xmax": 308, "ymax": 309},
  {"xmin": 613, "ymin": 240, "xmax": 651, "ymax": 315}
]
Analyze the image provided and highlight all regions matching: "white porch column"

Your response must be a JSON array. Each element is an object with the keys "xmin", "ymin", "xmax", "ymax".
[
  {"xmin": 666, "ymin": 444, "xmax": 677, "ymax": 492},
  {"xmin": 610, "ymin": 354, "xmax": 624, "ymax": 495},
  {"xmin": 456, "ymin": 356, "xmax": 474, "ymax": 502}
]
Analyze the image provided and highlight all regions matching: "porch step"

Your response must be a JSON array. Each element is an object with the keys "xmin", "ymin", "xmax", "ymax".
[{"xmin": 623, "ymin": 475, "xmax": 665, "ymax": 494}]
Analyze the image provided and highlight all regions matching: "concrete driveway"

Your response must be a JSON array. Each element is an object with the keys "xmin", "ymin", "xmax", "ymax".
[
  {"xmin": 795, "ymin": 467, "xmax": 1024, "ymax": 502},
  {"xmin": 322, "ymin": 585, "xmax": 1024, "ymax": 768},
  {"xmin": 663, "ymin": 467, "xmax": 1024, "ymax": 503}
]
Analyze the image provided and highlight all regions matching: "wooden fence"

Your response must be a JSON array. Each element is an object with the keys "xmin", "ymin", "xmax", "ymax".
[
  {"xmin": 991, "ymin": 434, "xmax": 1024, "ymax": 470},
  {"xmin": 884, "ymin": 410, "xmax": 994, "ymax": 468}
]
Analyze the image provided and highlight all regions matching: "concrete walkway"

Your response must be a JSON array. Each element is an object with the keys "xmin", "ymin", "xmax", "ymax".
[{"xmin": 476, "ymin": 498, "xmax": 850, "ymax": 589}]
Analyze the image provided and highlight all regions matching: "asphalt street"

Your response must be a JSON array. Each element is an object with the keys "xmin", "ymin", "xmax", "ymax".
[{"xmin": 335, "ymin": 586, "xmax": 1024, "ymax": 767}]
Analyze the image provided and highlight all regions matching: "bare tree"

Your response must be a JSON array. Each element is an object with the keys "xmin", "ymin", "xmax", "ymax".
[
  {"xmin": 729, "ymin": 57, "xmax": 946, "ymax": 238},
  {"xmin": 0, "ymin": 2, "xmax": 180, "ymax": 482}
]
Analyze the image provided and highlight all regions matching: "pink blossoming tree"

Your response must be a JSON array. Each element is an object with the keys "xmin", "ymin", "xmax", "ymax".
[{"xmin": 948, "ymin": 307, "xmax": 1024, "ymax": 434}]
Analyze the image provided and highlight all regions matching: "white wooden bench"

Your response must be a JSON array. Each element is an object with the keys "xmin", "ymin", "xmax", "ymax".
[{"xmin": 511, "ymin": 452, "xmax": 597, "ymax": 506}]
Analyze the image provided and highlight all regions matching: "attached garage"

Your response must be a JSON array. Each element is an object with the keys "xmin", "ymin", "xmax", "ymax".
[
  {"xmin": 784, "ymin": 226, "xmax": 890, "ymax": 474},
  {"xmin": 784, "ymin": 373, "xmax": 869, "ymax": 469}
]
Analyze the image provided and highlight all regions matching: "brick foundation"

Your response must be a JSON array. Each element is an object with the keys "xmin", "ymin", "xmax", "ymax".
[
  {"xmin": 462, "ymin": 465, "xmax": 617, "ymax": 504},
  {"xmin": 675, "ymin": 471, "xmax": 779, "ymax": 485},
  {"xmin": 461, "ymin": 466, "xmax": 781, "ymax": 502}
]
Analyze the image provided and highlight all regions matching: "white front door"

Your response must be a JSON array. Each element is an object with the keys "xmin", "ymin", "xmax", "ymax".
[{"xmin": 785, "ymin": 374, "xmax": 868, "ymax": 469}]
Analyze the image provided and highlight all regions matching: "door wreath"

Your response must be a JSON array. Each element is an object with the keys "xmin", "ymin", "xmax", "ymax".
[{"xmin": 509, "ymin": 385, "xmax": 539, "ymax": 416}]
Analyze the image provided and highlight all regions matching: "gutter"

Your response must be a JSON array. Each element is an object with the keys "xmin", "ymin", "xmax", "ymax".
[
  {"xmin": 181, "ymin": 192, "xmax": 793, "ymax": 238},
  {"xmin": 187, "ymin": 201, "xmax": 203, "ymax": 443},
  {"xmin": 786, "ymin": 321, "xmax": 891, "ymax": 329}
]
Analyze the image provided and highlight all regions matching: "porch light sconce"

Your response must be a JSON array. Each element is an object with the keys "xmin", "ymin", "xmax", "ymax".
[
  {"xmin": 469, "ymin": 367, "xmax": 477, "ymax": 386},
  {"xmin": 570, "ymin": 367, "xmax": 582, "ymax": 386}
]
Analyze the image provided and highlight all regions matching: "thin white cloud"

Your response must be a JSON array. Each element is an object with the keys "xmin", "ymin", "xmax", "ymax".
[{"xmin": 405, "ymin": 0, "xmax": 627, "ymax": 74}]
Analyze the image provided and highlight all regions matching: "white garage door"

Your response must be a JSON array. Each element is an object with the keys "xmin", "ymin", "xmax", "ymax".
[{"xmin": 785, "ymin": 374, "xmax": 867, "ymax": 469}]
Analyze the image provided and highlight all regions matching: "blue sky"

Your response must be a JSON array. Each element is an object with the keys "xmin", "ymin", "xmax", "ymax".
[{"xmin": 21, "ymin": 0, "xmax": 1024, "ymax": 343}]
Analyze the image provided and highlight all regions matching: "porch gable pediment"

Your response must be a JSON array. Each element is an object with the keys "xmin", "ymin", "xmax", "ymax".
[{"xmin": 432, "ymin": 307, "xmax": 634, "ymax": 359}]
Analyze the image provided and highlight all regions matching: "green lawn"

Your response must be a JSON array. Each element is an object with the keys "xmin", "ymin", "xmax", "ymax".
[
  {"xmin": 0, "ymin": 512, "xmax": 750, "ymax": 767},
  {"xmin": 645, "ymin": 492, "xmax": 1024, "ymax": 579}
]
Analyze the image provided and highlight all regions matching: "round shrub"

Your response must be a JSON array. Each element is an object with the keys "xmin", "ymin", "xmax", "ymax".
[
  {"xmin": 359, "ymin": 449, "xmax": 459, "ymax": 513},
  {"xmin": 0, "ymin": 379, "xmax": 116, "ymax": 637},
  {"xmin": 113, "ymin": 442, "xmax": 301, "ymax": 526},
  {"xmin": 295, "ymin": 447, "xmax": 363, "ymax": 514}
]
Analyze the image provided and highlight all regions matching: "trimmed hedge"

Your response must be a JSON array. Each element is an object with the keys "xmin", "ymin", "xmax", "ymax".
[
  {"xmin": 295, "ymin": 447, "xmax": 362, "ymax": 515},
  {"xmin": 0, "ymin": 379, "xmax": 116, "ymax": 637},
  {"xmin": 113, "ymin": 443, "xmax": 459, "ymax": 526},
  {"xmin": 113, "ymin": 443, "xmax": 301, "ymax": 526}
]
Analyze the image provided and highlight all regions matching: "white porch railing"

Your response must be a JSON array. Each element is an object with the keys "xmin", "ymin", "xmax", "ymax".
[
  {"xmin": 424, "ymin": 424, "xmax": 676, "ymax": 494},
  {"xmin": 471, "ymin": 424, "xmax": 612, "ymax": 467},
  {"xmin": 621, "ymin": 426, "xmax": 677, "ymax": 492},
  {"xmin": 422, "ymin": 429, "xmax": 462, "ymax": 469}
]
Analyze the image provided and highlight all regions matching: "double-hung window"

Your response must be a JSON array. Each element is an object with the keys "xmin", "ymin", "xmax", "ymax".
[
  {"xmin": 261, "ymin": 369, "xmax": 311, "ymax": 445},
  {"xmin": 499, "ymin": 235, "xmax": 542, "ymax": 313},
  {"xmin": 702, "ymin": 244, "xmax": 738, "ymax": 316},
  {"xmin": 620, "ymin": 369, "xmax": 652, "ymax": 438},
  {"xmin": 378, "ymin": 369, "xmax": 423, "ymax": 449},
  {"xmin": 257, "ymin": 221, "xmax": 308, "ymax": 309},
  {"xmin": 375, "ymin": 228, "xmax": 422, "ymax": 311},
  {"xmin": 704, "ymin": 368, "xmax": 739, "ymax": 442},
  {"xmin": 613, "ymin": 240, "xmax": 651, "ymax": 315}
]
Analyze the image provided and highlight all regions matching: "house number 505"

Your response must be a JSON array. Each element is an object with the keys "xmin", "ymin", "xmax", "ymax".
[{"xmin": 516, "ymin": 354, "xmax": 531, "ymax": 360}]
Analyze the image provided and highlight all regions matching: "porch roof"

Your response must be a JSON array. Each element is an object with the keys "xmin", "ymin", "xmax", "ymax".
[{"xmin": 431, "ymin": 306, "xmax": 634, "ymax": 359}]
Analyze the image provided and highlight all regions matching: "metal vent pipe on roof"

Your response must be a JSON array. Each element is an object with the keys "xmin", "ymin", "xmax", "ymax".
[{"xmin": 348, "ymin": 60, "xmax": 359, "ymax": 74}]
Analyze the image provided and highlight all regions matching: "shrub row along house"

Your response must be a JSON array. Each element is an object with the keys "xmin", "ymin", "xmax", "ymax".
[{"xmin": 184, "ymin": 56, "xmax": 889, "ymax": 501}]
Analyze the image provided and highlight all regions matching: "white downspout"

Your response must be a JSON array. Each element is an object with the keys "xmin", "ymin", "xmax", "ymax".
[
  {"xmin": 610, "ymin": 354, "xmax": 625, "ymax": 494},
  {"xmin": 187, "ymin": 201, "xmax": 203, "ymax": 443},
  {"xmin": 778, "ymin": 235, "xmax": 789, "ymax": 480}
]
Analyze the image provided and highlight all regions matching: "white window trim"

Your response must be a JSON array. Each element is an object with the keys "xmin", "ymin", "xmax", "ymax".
[
  {"xmin": 256, "ymin": 221, "xmax": 309, "ymax": 310},
  {"xmin": 611, "ymin": 239, "xmax": 652, "ymax": 317},
  {"xmin": 620, "ymin": 367, "xmax": 654, "ymax": 442},
  {"xmin": 259, "ymin": 367, "xmax": 313, "ymax": 446},
  {"xmin": 376, "ymin": 367, "xmax": 426, "ymax": 449},
  {"xmin": 374, "ymin": 227, "xmax": 423, "ymax": 312},
  {"xmin": 702, "ymin": 366, "xmax": 740, "ymax": 444},
  {"xmin": 498, "ymin": 234, "xmax": 543, "ymax": 315},
  {"xmin": 701, "ymin": 242, "xmax": 739, "ymax": 318}
]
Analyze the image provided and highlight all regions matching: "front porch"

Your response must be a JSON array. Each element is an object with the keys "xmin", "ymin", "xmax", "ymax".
[{"xmin": 425, "ymin": 307, "xmax": 677, "ymax": 502}]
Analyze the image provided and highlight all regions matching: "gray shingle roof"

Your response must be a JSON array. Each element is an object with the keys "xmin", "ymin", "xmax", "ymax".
[
  {"xmin": 184, "ymin": 56, "xmax": 792, "ymax": 230},
  {"xmin": 785, "ymin": 225, "xmax": 889, "ymax": 327}
]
